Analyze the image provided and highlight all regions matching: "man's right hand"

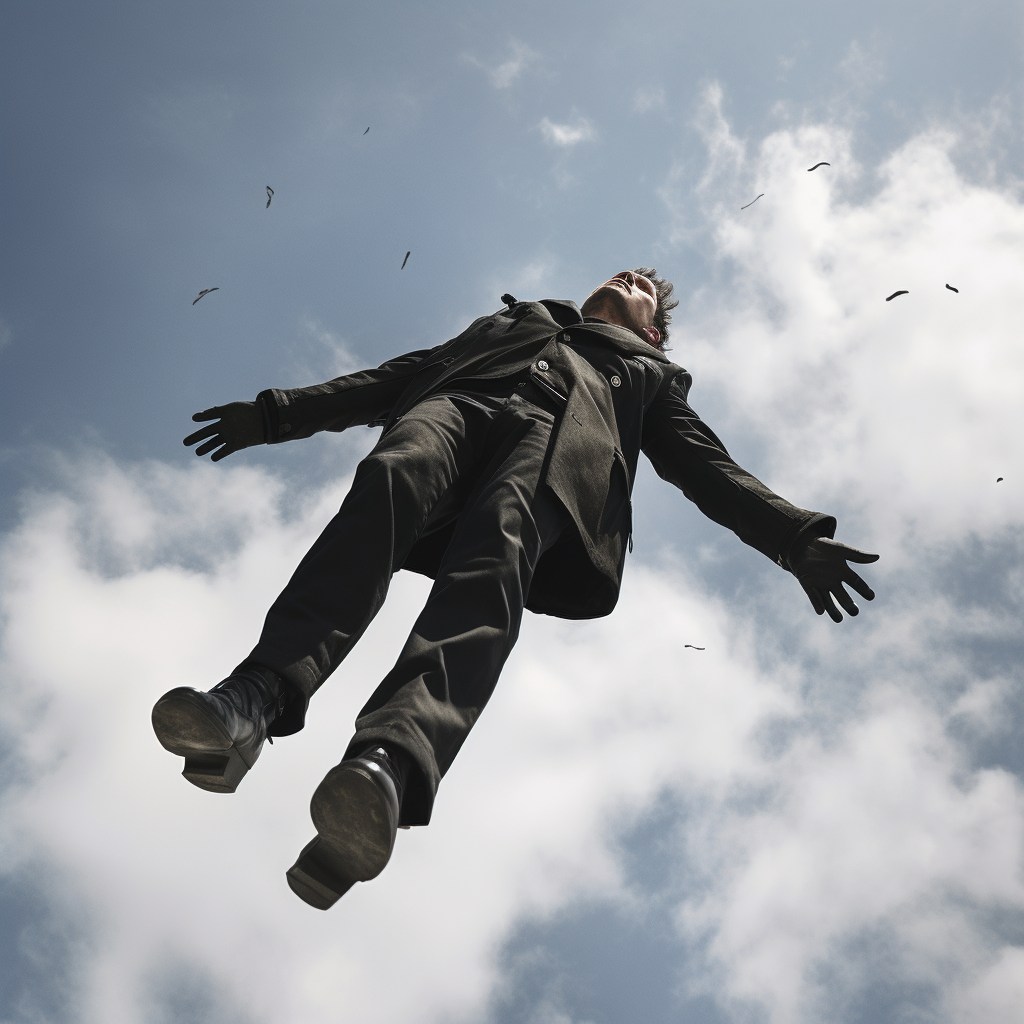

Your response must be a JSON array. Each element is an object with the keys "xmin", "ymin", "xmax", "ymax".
[{"xmin": 183, "ymin": 402, "xmax": 264, "ymax": 461}]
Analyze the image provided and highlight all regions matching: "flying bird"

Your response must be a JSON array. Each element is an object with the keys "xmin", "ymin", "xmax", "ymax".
[
  {"xmin": 945, "ymin": 283, "xmax": 959, "ymax": 293},
  {"xmin": 684, "ymin": 644, "xmax": 706, "ymax": 650},
  {"xmin": 192, "ymin": 288, "xmax": 219, "ymax": 305},
  {"xmin": 401, "ymin": 251, "xmax": 410, "ymax": 269},
  {"xmin": 741, "ymin": 194, "xmax": 764, "ymax": 210},
  {"xmin": 363, "ymin": 127, "xmax": 370, "ymax": 135},
  {"xmin": 807, "ymin": 162, "xmax": 830, "ymax": 171},
  {"xmin": 885, "ymin": 290, "xmax": 909, "ymax": 301},
  {"xmin": 266, "ymin": 185, "xmax": 274, "ymax": 208}
]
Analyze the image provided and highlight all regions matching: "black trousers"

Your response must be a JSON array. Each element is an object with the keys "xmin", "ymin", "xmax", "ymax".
[{"xmin": 246, "ymin": 385, "xmax": 569, "ymax": 824}]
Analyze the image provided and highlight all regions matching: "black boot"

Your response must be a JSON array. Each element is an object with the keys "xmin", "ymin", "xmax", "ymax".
[
  {"xmin": 151, "ymin": 666, "xmax": 288, "ymax": 793},
  {"xmin": 286, "ymin": 746, "xmax": 408, "ymax": 910}
]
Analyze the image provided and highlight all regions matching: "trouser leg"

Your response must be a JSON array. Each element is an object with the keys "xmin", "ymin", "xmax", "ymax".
[
  {"xmin": 344, "ymin": 394, "xmax": 568, "ymax": 825},
  {"xmin": 246, "ymin": 396, "xmax": 495, "ymax": 733}
]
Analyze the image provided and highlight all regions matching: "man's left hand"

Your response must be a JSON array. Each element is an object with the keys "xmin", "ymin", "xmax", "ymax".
[{"xmin": 790, "ymin": 537, "xmax": 879, "ymax": 622}]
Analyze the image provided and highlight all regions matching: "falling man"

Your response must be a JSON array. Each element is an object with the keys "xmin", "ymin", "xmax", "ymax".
[{"xmin": 154, "ymin": 269, "xmax": 878, "ymax": 909}]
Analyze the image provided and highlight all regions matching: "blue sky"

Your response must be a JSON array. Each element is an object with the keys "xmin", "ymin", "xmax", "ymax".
[{"xmin": 2, "ymin": 3, "xmax": 1023, "ymax": 1023}]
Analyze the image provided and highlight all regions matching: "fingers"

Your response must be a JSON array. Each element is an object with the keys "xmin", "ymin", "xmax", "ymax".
[
  {"xmin": 831, "ymin": 582, "xmax": 859, "ymax": 618},
  {"xmin": 183, "ymin": 423, "xmax": 220, "ymax": 447},
  {"xmin": 194, "ymin": 436, "xmax": 225, "ymax": 458},
  {"xmin": 822, "ymin": 594, "xmax": 843, "ymax": 623},
  {"xmin": 812, "ymin": 537, "xmax": 880, "ymax": 563},
  {"xmin": 843, "ymin": 568, "xmax": 875, "ymax": 602},
  {"xmin": 802, "ymin": 580, "xmax": 861, "ymax": 621},
  {"xmin": 210, "ymin": 444, "xmax": 236, "ymax": 462},
  {"xmin": 843, "ymin": 547, "xmax": 880, "ymax": 564},
  {"xmin": 801, "ymin": 581, "xmax": 826, "ymax": 616},
  {"xmin": 191, "ymin": 408, "xmax": 222, "ymax": 423}
]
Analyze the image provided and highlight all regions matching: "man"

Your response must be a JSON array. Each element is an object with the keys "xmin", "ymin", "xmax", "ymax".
[{"xmin": 153, "ymin": 269, "xmax": 877, "ymax": 910}]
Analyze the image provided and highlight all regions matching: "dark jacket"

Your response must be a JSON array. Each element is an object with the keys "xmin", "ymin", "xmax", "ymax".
[{"xmin": 257, "ymin": 299, "xmax": 835, "ymax": 619}]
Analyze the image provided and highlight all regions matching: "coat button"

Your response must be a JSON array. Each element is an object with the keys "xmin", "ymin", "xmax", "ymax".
[
  {"xmin": 537, "ymin": 359, "xmax": 549, "ymax": 371},
  {"xmin": 610, "ymin": 375, "xmax": 621, "ymax": 387},
  {"xmin": 280, "ymin": 423, "xmax": 292, "ymax": 433},
  {"xmin": 562, "ymin": 332, "xmax": 571, "ymax": 341}
]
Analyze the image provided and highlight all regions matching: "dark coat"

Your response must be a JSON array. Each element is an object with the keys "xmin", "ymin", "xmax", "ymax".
[{"xmin": 257, "ymin": 299, "xmax": 835, "ymax": 619}]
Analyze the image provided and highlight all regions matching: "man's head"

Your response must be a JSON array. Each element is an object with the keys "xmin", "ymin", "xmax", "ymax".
[{"xmin": 580, "ymin": 268, "xmax": 678, "ymax": 350}]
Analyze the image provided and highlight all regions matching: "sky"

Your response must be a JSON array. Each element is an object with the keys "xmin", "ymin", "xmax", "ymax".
[{"xmin": 1, "ymin": 2, "xmax": 1023, "ymax": 1022}]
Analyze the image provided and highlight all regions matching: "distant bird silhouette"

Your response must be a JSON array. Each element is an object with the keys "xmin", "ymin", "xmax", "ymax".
[
  {"xmin": 684, "ymin": 644, "xmax": 705, "ymax": 650},
  {"xmin": 401, "ymin": 251, "xmax": 410, "ymax": 269},
  {"xmin": 192, "ymin": 288, "xmax": 219, "ymax": 305},
  {"xmin": 266, "ymin": 186, "xmax": 274, "ymax": 208},
  {"xmin": 886, "ymin": 290, "xmax": 909, "ymax": 301},
  {"xmin": 945, "ymin": 284, "xmax": 959, "ymax": 293},
  {"xmin": 741, "ymin": 194, "xmax": 764, "ymax": 209},
  {"xmin": 997, "ymin": 477, "xmax": 1003, "ymax": 482},
  {"xmin": 807, "ymin": 162, "xmax": 830, "ymax": 171},
  {"xmin": 363, "ymin": 127, "xmax": 370, "ymax": 135}
]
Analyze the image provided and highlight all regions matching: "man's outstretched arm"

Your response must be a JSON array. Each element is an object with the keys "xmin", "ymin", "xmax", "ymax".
[
  {"xmin": 182, "ymin": 338, "xmax": 451, "ymax": 461},
  {"xmin": 642, "ymin": 373, "xmax": 878, "ymax": 622},
  {"xmin": 788, "ymin": 536, "xmax": 879, "ymax": 622},
  {"xmin": 184, "ymin": 401, "xmax": 264, "ymax": 462}
]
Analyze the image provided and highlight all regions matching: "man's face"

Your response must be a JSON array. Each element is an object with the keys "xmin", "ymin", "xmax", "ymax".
[{"xmin": 580, "ymin": 271, "xmax": 660, "ymax": 346}]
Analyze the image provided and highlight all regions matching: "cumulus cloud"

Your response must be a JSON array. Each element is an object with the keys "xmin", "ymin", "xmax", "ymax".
[
  {"xmin": 665, "ymin": 84, "xmax": 1024, "ymax": 559},
  {"xmin": 463, "ymin": 39, "xmax": 539, "ymax": 90},
  {"xmin": 295, "ymin": 315, "xmax": 361, "ymax": 381},
  {"xmin": 538, "ymin": 117, "xmax": 597, "ymax": 148},
  {"xmin": 633, "ymin": 87, "xmax": 666, "ymax": 114},
  {"xmin": 639, "ymin": 84, "xmax": 1024, "ymax": 1023},
  {"xmin": 0, "ymin": 453, "xmax": 789, "ymax": 1023}
]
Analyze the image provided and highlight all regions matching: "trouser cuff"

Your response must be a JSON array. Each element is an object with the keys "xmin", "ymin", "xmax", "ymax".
[{"xmin": 343, "ymin": 725, "xmax": 440, "ymax": 826}]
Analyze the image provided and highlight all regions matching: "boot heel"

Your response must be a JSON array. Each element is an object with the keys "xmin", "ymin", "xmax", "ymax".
[
  {"xmin": 182, "ymin": 748, "xmax": 249, "ymax": 793},
  {"xmin": 286, "ymin": 838, "xmax": 355, "ymax": 910}
]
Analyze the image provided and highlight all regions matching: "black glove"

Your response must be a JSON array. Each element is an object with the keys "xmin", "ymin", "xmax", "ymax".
[
  {"xmin": 790, "ymin": 536, "xmax": 879, "ymax": 622},
  {"xmin": 183, "ymin": 402, "xmax": 264, "ymax": 462}
]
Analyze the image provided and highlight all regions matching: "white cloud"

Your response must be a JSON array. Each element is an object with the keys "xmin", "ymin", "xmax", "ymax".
[
  {"xmin": 463, "ymin": 39, "xmax": 539, "ymax": 90},
  {"xmin": 644, "ymin": 85, "xmax": 1024, "ymax": 1022},
  {"xmin": 632, "ymin": 87, "xmax": 665, "ymax": 114},
  {"xmin": 538, "ymin": 117, "xmax": 597, "ymax": 148},
  {"xmin": 3, "ymin": 440, "xmax": 1022, "ymax": 1024},
  {"xmin": 838, "ymin": 39, "xmax": 884, "ymax": 93},
  {"xmin": 663, "ymin": 84, "xmax": 1024, "ymax": 562},
  {"xmin": 0, "ymin": 454, "xmax": 785, "ymax": 1023},
  {"xmin": 295, "ymin": 315, "xmax": 361, "ymax": 380}
]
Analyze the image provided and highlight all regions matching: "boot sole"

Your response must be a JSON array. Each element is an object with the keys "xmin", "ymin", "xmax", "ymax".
[
  {"xmin": 285, "ymin": 837, "xmax": 356, "ymax": 910},
  {"xmin": 286, "ymin": 765, "xmax": 396, "ymax": 909},
  {"xmin": 151, "ymin": 689, "xmax": 252, "ymax": 793}
]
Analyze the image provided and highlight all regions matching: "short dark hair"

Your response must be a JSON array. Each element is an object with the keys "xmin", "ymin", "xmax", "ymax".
[{"xmin": 634, "ymin": 267, "xmax": 678, "ymax": 351}]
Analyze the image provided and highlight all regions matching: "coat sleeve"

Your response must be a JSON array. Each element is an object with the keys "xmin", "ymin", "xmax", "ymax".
[
  {"xmin": 641, "ymin": 371, "xmax": 836, "ymax": 571},
  {"xmin": 255, "ymin": 345, "xmax": 442, "ymax": 444}
]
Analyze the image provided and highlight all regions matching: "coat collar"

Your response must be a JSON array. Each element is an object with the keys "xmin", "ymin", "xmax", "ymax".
[{"xmin": 538, "ymin": 299, "xmax": 672, "ymax": 363}]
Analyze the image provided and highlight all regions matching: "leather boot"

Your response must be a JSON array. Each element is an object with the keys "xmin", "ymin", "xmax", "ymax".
[
  {"xmin": 286, "ymin": 746, "xmax": 408, "ymax": 910},
  {"xmin": 151, "ymin": 666, "xmax": 288, "ymax": 793}
]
